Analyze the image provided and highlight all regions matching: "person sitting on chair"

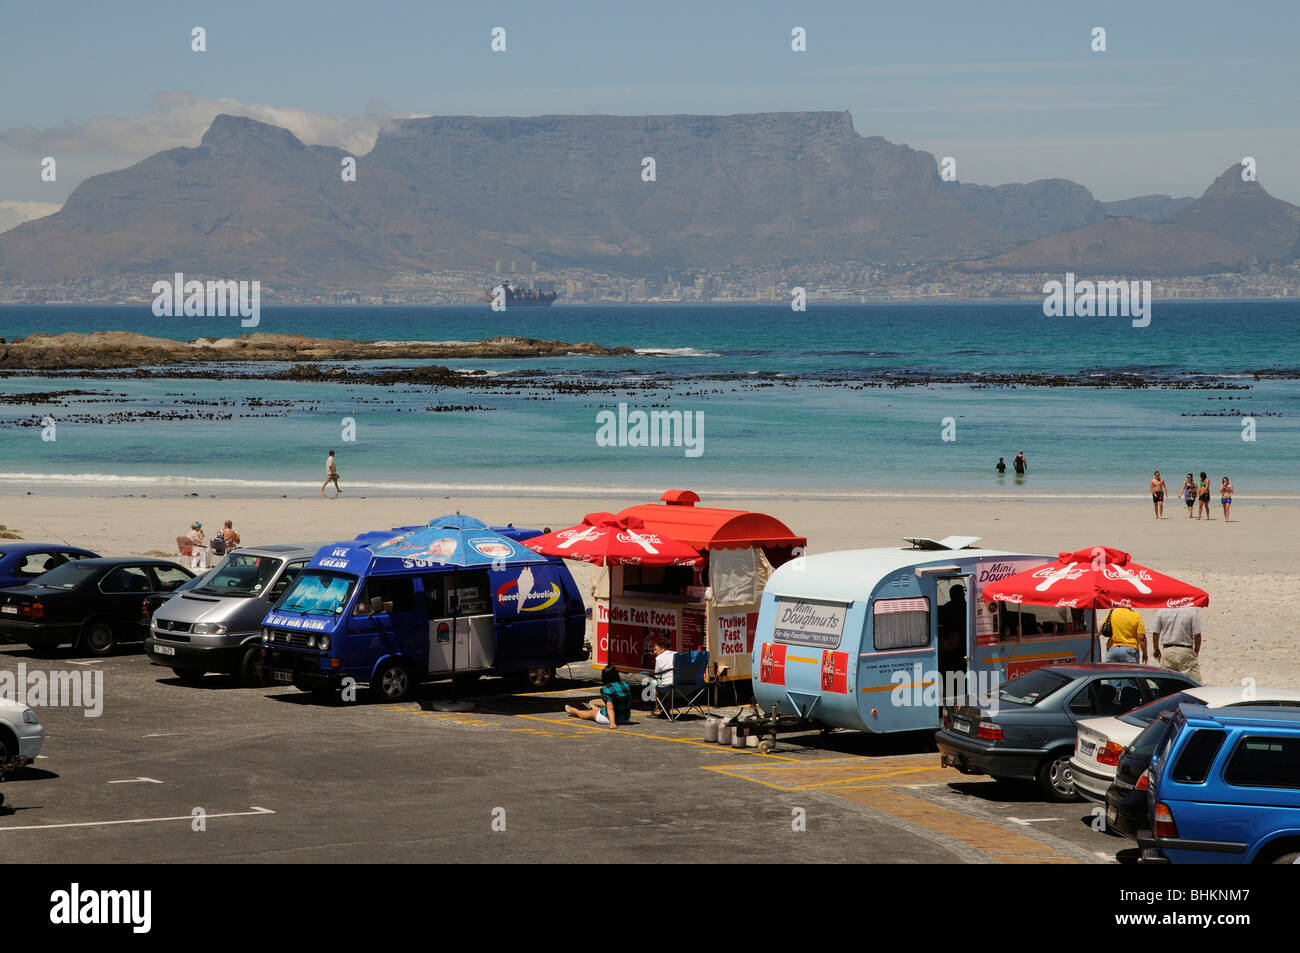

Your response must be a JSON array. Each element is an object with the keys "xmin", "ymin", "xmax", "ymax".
[
  {"xmin": 565, "ymin": 665, "xmax": 632, "ymax": 728},
  {"xmin": 650, "ymin": 636, "xmax": 675, "ymax": 717}
]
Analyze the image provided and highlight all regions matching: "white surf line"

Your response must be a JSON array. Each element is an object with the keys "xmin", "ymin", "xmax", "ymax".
[
  {"xmin": 1006, "ymin": 817, "xmax": 1057, "ymax": 825},
  {"xmin": 107, "ymin": 777, "xmax": 163, "ymax": 784},
  {"xmin": 0, "ymin": 806, "xmax": 274, "ymax": 833}
]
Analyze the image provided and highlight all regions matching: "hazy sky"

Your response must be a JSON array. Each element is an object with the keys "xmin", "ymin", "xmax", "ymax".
[{"xmin": 2, "ymin": 0, "xmax": 1298, "ymax": 231}]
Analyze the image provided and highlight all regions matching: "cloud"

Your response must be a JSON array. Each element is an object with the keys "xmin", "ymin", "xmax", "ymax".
[
  {"xmin": 0, "ymin": 200, "xmax": 62, "ymax": 234},
  {"xmin": 0, "ymin": 92, "xmax": 427, "ymax": 158}
]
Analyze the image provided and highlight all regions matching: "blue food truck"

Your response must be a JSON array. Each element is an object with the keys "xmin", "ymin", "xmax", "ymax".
[
  {"xmin": 260, "ymin": 518, "xmax": 587, "ymax": 701},
  {"xmin": 747, "ymin": 538, "xmax": 1097, "ymax": 745}
]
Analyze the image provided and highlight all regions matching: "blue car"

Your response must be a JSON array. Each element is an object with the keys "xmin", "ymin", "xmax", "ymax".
[
  {"xmin": 1139, "ymin": 704, "xmax": 1300, "ymax": 864},
  {"xmin": 0, "ymin": 543, "xmax": 99, "ymax": 590}
]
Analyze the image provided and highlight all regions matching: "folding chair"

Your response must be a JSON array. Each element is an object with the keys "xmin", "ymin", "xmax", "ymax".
[{"xmin": 654, "ymin": 649, "xmax": 710, "ymax": 721}]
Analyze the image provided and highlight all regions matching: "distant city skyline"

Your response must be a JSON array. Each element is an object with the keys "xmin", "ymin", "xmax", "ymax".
[{"xmin": 3, "ymin": 0, "xmax": 1299, "ymax": 235}]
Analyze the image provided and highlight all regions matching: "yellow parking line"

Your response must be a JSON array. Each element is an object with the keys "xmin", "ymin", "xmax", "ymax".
[{"xmin": 513, "ymin": 714, "xmax": 803, "ymax": 761}]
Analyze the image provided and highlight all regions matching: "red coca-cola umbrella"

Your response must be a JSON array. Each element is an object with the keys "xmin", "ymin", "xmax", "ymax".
[
  {"xmin": 523, "ymin": 512, "xmax": 704, "ymax": 567},
  {"xmin": 981, "ymin": 546, "xmax": 1209, "ymax": 610}
]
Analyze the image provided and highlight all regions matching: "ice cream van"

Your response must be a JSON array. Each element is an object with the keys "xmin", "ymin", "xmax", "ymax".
[
  {"xmin": 260, "ymin": 522, "xmax": 587, "ymax": 701},
  {"xmin": 751, "ymin": 538, "xmax": 1096, "ymax": 734}
]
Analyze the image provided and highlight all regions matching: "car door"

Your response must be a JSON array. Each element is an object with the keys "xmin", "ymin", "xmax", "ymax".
[{"xmin": 99, "ymin": 565, "xmax": 158, "ymax": 636}]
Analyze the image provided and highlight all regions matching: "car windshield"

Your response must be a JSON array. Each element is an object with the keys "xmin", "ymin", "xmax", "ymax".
[
  {"xmin": 30, "ymin": 561, "xmax": 100, "ymax": 590},
  {"xmin": 997, "ymin": 668, "xmax": 1072, "ymax": 706},
  {"xmin": 1120, "ymin": 691, "xmax": 1203, "ymax": 728},
  {"xmin": 193, "ymin": 553, "xmax": 284, "ymax": 597},
  {"xmin": 276, "ymin": 570, "xmax": 355, "ymax": 616}
]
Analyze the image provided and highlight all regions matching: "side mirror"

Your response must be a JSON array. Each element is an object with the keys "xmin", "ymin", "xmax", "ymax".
[{"xmin": 370, "ymin": 596, "xmax": 385, "ymax": 614}]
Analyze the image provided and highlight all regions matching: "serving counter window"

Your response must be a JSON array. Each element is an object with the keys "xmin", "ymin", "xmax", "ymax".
[
  {"xmin": 994, "ymin": 602, "xmax": 1087, "ymax": 640},
  {"xmin": 621, "ymin": 564, "xmax": 695, "ymax": 598}
]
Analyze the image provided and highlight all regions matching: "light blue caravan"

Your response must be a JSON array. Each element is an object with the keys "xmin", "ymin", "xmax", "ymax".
[{"xmin": 751, "ymin": 538, "xmax": 1097, "ymax": 736}]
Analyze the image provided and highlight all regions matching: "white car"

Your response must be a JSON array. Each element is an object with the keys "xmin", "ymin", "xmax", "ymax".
[
  {"xmin": 0, "ymin": 696, "xmax": 43, "ymax": 768},
  {"xmin": 1071, "ymin": 685, "xmax": 1300, "ymax": 802}
]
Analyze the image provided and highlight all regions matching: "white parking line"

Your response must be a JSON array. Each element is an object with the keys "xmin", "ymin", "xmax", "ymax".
[
  {"xmin": 0, "ymin": 806, "xmax": 275, "ymax": 832},
  {"xmin": 108, "ymin": 777, "xmax": 163, "ymax": 784},
  {"xmin": 1006, "ymin": 817, "xmax": 1057, "ymax": 825}
]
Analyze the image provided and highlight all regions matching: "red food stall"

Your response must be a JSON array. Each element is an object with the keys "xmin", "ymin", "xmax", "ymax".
[{"xmin": 592, "ymin": 490, "xmax": 806, "ymax": 684}]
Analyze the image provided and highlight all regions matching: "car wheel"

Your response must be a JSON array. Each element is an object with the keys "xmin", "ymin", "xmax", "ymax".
[
  {"xmin": 1037, "ymin": 750, "xmax": 1082, "ymax": 802},
  {"xmin": 1271, "ymin": 851, "xmax": 1300, "ymax": 864},
  {"xmin": 82, "ymin": 621, "xmax": 117, "ymax": 656},
  {"xmin": 0, "ymin": 728, "xmax": 18, "ymax": 766},
  {"xmin": 239, "ymin": 645, "xmax": 266, "ymax": 686},
  {"xmin": 525, "ymin": 667, "xmax": 555, "ymax": 689},
  {"xmin": 172, "ymin": 668, "xmax": 206, "ymax": 686},
  {"xmin": 371, "ymin": 660, "xmax": 413, "ymax": 702}
]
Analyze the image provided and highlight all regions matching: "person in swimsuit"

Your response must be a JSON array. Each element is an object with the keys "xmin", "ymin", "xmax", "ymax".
[
  {"xmin": 996, "ymin": 457, "xmax": 1007, "ymax": 474},
  {"xmin": 1149, "ymin": 470, "xmax": 1167, "ymax": 519},
  {"xmin": 1197, "ymin": 471, "xmax": 1211, "ymax": 520},
  {"xmin": 1220, "ymin": 477, "xmax": 1234, "ymax": 522},
  {"xmin": 1180, "ymin": 473, "xmax": 1196, "ymax": 517}
]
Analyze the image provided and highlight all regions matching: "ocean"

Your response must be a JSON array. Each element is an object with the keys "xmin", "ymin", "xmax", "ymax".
[{"xmin": 1, "ymin": 300, "xmax": 1297, "ymax": 500}]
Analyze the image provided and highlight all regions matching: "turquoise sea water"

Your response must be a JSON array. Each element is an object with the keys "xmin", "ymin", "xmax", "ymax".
[{"xmin": 0, "ymin": 301, "xmax": 1297, "ymax": 499}]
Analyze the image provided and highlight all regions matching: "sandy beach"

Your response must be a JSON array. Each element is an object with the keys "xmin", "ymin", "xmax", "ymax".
[{"xmin": 4, "ymin": 491, "xmax": 1297, "ymax": 689}]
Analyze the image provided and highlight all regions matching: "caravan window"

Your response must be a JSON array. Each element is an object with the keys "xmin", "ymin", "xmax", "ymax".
[{"xmin": 874, "ymin": 597, "xmax": 930, "ymax": 650}]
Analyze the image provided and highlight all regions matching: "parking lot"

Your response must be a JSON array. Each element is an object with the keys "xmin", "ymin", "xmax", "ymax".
[{"xmin": 1, "ymin": 646, "xmax": 1135, "ymax": 863}]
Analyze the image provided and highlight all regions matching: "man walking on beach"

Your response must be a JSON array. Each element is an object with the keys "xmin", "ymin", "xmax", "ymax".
[
  {"xmin": 322, "ymin": 450, "xmax": 342, "ymax": 498},
  {"xmin": 1149, "ymin": 470, "xmax": 1167, "ymax": 519},
  {"xmin": 1152, "ymin": 606, "xmax": 1203, "ymax": 683}
]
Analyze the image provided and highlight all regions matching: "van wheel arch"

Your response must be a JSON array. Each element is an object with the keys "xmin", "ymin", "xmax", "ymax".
[
  {"xmin": 370, "ymin": 657, "xmax": 415, "ymax": 702},
  {"xmin": 1256, "ymin": 839, "xmax": 1300, "ymax": 864}
]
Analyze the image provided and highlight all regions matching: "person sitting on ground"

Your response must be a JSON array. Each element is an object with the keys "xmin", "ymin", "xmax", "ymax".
[
  {"xmin": 565, "ymin": 665, "xmax": 632, "ymax": 728},
  {"xmin": 650, "ymin": 637, "xmax": 676, "ymax": 716}
]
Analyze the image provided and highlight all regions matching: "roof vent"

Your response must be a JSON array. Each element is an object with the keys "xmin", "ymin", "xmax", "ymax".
[
  {"xmin": 902, "ymin": 536, "xmax": 982, "ymax": 551},
  {"xmin": 660, "ymin": 489, "xmax": 700, "ymax": 507}
]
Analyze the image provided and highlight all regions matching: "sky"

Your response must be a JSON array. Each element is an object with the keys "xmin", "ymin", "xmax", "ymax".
[{"xmin": 2, "ymin": 0, "xmax": 1299, "ymax": 231}]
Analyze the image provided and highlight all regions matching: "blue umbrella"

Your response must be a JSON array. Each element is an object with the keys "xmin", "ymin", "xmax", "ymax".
[{"xmin": 369, "ymin": 515, "xmax": 548, "ymax": 567}]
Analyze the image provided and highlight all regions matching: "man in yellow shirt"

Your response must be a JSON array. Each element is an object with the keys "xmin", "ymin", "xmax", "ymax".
[{"xmin": 1103, "ymin": 606, "xmax": 1147, "ymax": 664}]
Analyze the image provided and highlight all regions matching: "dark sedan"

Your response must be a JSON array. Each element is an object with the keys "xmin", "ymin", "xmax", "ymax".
[
  {"xmin": 935, "ymin": 663, "xmax": 1197, "ymax": 801},
  {"xmin": 0, "ymin": 542, "xmax": 99, "ymax": 590},
  {"xmin": 1105, "ymin": 712, "xmax": 1175, "ymax": 840},
  {"xmin": 0, "ymin": 558, "xmax": 194, "ymax": 655}
]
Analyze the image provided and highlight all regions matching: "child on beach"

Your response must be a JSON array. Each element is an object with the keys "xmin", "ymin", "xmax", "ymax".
[{"xmin": 1180, "ymin": 474, "xmax": 1196, "ymax": 517}]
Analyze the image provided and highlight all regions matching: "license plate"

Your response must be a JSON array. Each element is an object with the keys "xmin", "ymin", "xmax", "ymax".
[
  {"xmin": 1, "ymin": 606, "xmax": 17, "ymax": 615},
  {"xmin": 1080, "ymin": 741, "xmax": 1096, "ymax": 756},
  {"xmin": 1107, "ymin": 805, "xmax": 1118, "ymax": 824},
  {"xmin": 154, "ymin": 645, "xmax": 175, "ymax": 656},
  {"xmin": 954, "ymin": 718, "xmax": 972, "ymax": 734},
  {"xmin": 273, "ymin": 669, "xmax": 294, "ymax": 684}
]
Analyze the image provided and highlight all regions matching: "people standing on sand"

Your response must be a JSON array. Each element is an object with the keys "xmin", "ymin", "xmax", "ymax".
[
  {"xmin": 187, "ymin": 521, "xmax": 208, "ymax": 571},
  {"xmin": 1152, "ymin": 606, "xmax": 1203, "ymax": 683},
  {"xmin": 1013, "ymin": 451, "xmax": 1027, "ymax": 476},
  {"xmin": 1196, "ymin": 472, "xmax": 1211, "ymax": 520},
  {"xmin": 996, "ymin": 457, "xmax": 1007, "ymax": 474},
  {"xmin": 1149, "ymin": 470, "xmax": 1167, "ymax": 519},
  {"xmin": 1220, "ymin": 477, "xmax": 1234, "ymax": 522},
  {"xmin": 1180, "ymin": 473, "xmax": 1196, "ymax": 518},
  {"xmin": 322, "ymin": 450, "xmax": 342, "ymax": 498},
  {"xmin": 1101, "ymin": 605, "xmax": 1147, "ymax": 664}
]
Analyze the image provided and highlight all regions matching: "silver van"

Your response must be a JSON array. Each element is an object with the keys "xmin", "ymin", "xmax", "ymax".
[{"xmin": 145, "ymin": 544, "xmax": 317, "ymax": 685}]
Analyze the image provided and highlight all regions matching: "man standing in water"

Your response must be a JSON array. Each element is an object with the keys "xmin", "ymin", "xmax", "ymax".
[
  {"xmin": 1013, "ymin": 451, "xmax": 1027, "ymax": 476},
  {"xmin": 1149, "ymin": 470, "xmax": 1167, "ymax": 519},
  {"xmin": 322, "ymin": 450, "xmax": 342, "ymax": 498}
]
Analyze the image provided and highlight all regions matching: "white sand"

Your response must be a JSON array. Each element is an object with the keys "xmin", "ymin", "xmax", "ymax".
[{"xmin": 5, "ymin": 492, "xmax": 1297, "ymax": 688}]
